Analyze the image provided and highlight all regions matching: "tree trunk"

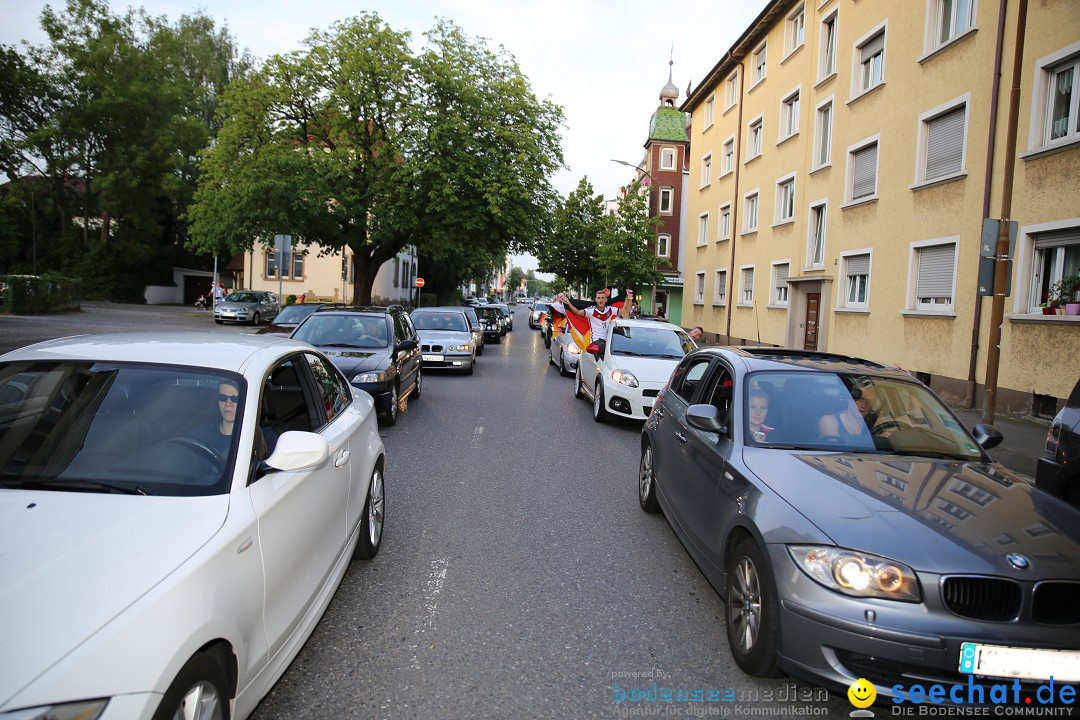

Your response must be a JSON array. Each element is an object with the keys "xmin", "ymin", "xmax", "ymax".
[{"xmin": 100, "ymin": 210, "xmax": 111, "ymax": 250}]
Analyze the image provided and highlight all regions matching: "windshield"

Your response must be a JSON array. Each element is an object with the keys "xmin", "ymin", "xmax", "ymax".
[
  {"xmin": 0, "ymin": 361, "xmax": 245, "ymax": 496},
  {"xmin": 272, "ymin": 304, "xmax": 321, "ymax": 324},
  {"xmin": 413, "ymin": 312, "xmax": 468, "ymax": 332},
  {"xmin": 292, "ymin": 314, "xmax": 389, "ymax": 348},
  {"xmin": 533, "ymin": 303, "xmax": 550, "ymax": 314},
  {"xmin": 477, "ymin": 307, "xmax": 501, "ymax": 321},
  {"xmin": 743, "ymin": 371, "xmax": 982, "ymax": 460},
  {"xmin": 225, "ymin": 292, "xmax": 261, "ymax": 304},
  {"xmin": 610, "ymin": 325, "xmax": 693, "ymax": 359}
]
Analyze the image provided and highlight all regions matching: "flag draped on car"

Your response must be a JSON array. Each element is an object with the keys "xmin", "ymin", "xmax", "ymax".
[{"xmin": 551, "ymin": 289, "xmax": 628, "ymax": 352}]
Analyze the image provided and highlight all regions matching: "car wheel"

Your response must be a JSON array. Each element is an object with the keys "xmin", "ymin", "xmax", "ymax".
[
  {"xmin": 549, "ymin": 347, "xmax": 556, "ymax": 366},
  {"xmin": 544, "ymin": 332, "xmax": 551, "ymax": 349},
  {"xmin": 593, "ymin": 380, "xmax": 607, "ymax": 422},
  {"xmin": 725, "ymin": 536, "xmax": 782, "ymax": 677},
  {"xmin": 639, "ymin": 442, "xmax": 660, "ymax": 512},
  {"xmin": 214, "ymin": 319, "xmax": 223, "ymax": 325},
  {"xmin": 412, "ymin": 368, "xmax": 422, "ymax": 399},
  {"xmin": 354, "ymin": 466, "xmax": 384, "ymax": 560},
  {"xmin": 252, "ymin": 312, "xmax": 260, "ymax": 325},
  {"xmin": 152, "ymin": 651, "xmax": 230, "ymax": 720},
  {"xmin": 477, "ymin": 343, "xmax": 484, "ymax": 356},
  {"xmin": 464, "ymin": 361, "xmax": 474, "ymax": 376},
  {"xmin": 560, "ymin": 353, "xmax": 572, "ymax": 377},
  {"xmin": 575, "ymin": 362, "xmax": 585, "ymax": 399},
  {"xmin": 494, "ymin": 333, "xmax": 501, "ymax": 344},
  {"xmin": 381, "ymin": 383, "xmax": 399, "ymax": 426}
]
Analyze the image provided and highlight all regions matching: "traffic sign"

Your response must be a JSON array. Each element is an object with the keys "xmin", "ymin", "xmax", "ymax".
[{"xmin": 415, "ymin": 277, "xmax": 425, "ymax": 288}]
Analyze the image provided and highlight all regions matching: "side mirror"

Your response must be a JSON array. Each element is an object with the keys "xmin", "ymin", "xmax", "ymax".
[
  {"xmin": 686, "ymin": 404, "xmax": 728, "ymax": 434},
  {"xmin": 972, "ymin": 423, "xmax": 1003, "ymax": 450},
  {"xmin": 265, "ymin": 431, "xmax": 330, "ymax": 471},
  {"xmin": 471, "ymin": 325, "xmax": 482, "ymax": 334},
  {"xmin": 586, "ymin": 343, "xmax": 601, "ymax": 358},
  {"xmin": 396, "ymin": 338, "xmax": 417, "ymax": 352}
]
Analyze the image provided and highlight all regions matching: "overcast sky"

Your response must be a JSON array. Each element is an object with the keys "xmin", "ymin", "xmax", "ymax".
[{"xmin": 2, "ymin": 0, "xmax": 768, "ymax": 274}]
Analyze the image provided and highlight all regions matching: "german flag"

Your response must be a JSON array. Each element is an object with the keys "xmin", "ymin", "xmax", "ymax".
[{"xmin": 552, "ymin": 289, "xmax": 628, "ymax": 352}]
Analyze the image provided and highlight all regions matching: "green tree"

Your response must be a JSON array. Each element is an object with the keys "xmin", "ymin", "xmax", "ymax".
[
  {"xmin": 508, "ymin": 266, "xmax": 525, "ymax": 295},
  {"xmin": 598, "ymin": 185, "xmax": 666, "ymax": 293},
  {"xmin": 188, "ymin": 14, "xmax": 563, "ymax": 305},
  {"xmin": 536, "ymin": 176, "xmax": 604, "ymax": 291}
]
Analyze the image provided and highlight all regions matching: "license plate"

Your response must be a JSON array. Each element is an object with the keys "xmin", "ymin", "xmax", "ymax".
[
  {"xmin": 422, "ymin": 354, "xmax": 444, "ymax": 362},
  {"xmin": 959, "ymin": 642, "xmax": 1080, "ymax": 682}
]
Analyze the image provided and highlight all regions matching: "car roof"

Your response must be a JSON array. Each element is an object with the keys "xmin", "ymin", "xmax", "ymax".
[
  {"xmin": 615, "ymin": 317, "xmax": 683, "ymax": 332},
  {"xmin": 692, "ymin": 346, "xmax": 912, "ymax": 379},
  {"xmin": 0, "ymin": 331, "xmax": 302, "ymax": 372},
  {"xmin": 312, "ymin": 306, "xmax": 397, "ymax": 316}
]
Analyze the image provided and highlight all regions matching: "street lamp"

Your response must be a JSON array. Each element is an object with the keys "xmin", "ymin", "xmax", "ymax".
[{"xmin": 610, "ymin": 158, "xmax": 657, "ymax": 188}]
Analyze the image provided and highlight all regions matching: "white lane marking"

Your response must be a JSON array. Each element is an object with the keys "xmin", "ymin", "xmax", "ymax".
[{"xmin": 410, "ymin": 557, "xmax": 449, "ymax": 670}]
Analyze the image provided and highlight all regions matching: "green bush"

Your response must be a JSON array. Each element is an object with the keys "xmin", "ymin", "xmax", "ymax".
[
  {"xmin": 1, "ymin": 274, "xmax": 81, "ymax": 314},
  {"xmin": 286, "ymin": 294, "xmax": 298, "ymax": 306},
  {"xmin": 419, "ymin": 292, "xmax": 438, "ymax": 307}
]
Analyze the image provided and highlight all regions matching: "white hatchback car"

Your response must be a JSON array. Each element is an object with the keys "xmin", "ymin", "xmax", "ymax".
[
  {"xmin": 0, "ymin": 332, "xmax": 386, "ymax": 720},
  {"xmin": 575, "ymin": 318, "xmax": 696, "ymax": 421}
]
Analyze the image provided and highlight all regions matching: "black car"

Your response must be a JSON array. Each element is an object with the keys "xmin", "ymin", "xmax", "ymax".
[
  {"xmin": 640, "ymin": 347, "xmax": 1080, "ymax": 701},
  {"xmin": 494, "ymin": 303, "xmax": 513, "ymax": 333},
  {"xmin": 1037, "ymin": 377, "xmax": 1080, "ymax": 508},
  {"xmin": 476, "ymin": 305, "xmax": 503, "ymax": 344},
  {"xmin": 290, "ymin": 306, "xmax": 421, "ymax": 426},
  {"xmin": 256, "ymin": 302, "xmax": 347, "ymax": 338}
]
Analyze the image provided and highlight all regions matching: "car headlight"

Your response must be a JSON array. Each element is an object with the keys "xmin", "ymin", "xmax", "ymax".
[
  {"xmin": 567, "ymin": 343, "xmax": 582, "ymax": 355},
  {"xmin": 0, "ymin": 699, "xmax": 109, "ymax": 720},
  {"xmin": 611, "ymin": 369, "xmax": 639, "ymax": 387},
  {"xmin": 450, "ymin": 344, "xmax": 471, "ymax": 352},
  {"xmin": 352, "ymin": 371, "xmax": 386, "ymax": 384},
  {"xmin": 789, "ymin": 545, "xmax": 921, "ymax": 601}
]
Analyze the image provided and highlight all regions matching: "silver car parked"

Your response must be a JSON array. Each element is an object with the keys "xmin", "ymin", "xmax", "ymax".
[{"xmin": 214, "ymin": 291, "xmax": 281, "ymax": 325}]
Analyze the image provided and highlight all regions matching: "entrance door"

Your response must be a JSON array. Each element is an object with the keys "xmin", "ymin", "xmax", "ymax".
[
  {"xmin": 654, "ymin": 290, "xmax": 669, "ymax": 319},
  {"xmin": 804, "ymin": 293, "xmax": 820, "ymax": 350}
]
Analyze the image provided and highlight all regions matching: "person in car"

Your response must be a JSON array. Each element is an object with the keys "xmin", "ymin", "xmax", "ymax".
[
  {"xmin": 188, "ymin": 379, "xmax": 240, "ymax": 463},
  {"xmin": 748, "ymin": 387, "xmax": 774, "ymax": 442},
  {"xmin": 819, "ymin": 386, "xmax": 875, "ymax": 443},
  {"xmin": 688, "ymin": 326, "xmax": 704, "ymax": 343},
  {"xmin": 552, "ymin": 288, "xmax": 632, "ymax": 355}
]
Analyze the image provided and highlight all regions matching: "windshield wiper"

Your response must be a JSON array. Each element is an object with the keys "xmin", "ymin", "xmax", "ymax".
[
  {"xmin": 655, "ymin": 353, "xmax": 683, "ymax": 359},
  {"xmin": 327, "ymin": 343, "xmax": 382, "ymax": 350},
  {"xmin": 0, "ymin": 476, "xmax": 150, "ymax": 495},
  {"xmin": 614, "ymin": 350, "xmax": 645, "ymax": 356},
  {"xmin": 883, "ymin": 449, "xmax": 975, "ymax": 462}
]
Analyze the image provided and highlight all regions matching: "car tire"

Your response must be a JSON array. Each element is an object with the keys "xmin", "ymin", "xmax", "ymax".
[
  {"xmin": 725, "ymin": 536, "xmax": 782, "ymax": 677},
  {"xmin": 593, "ymin": 380, "xmax": 607, "ymax": 423},
  {"xmin": 152, "ymin": 651, "xmax": 231, "ymax": 720},
  {"xmin": 494, "ymin": 333, "xmax": 501, "ymax": 344},
  {"xmin": 381, "ymin": 383, "xmax": 399, "ymax": 426},
  {"xmin": 549, "ymin": 348, "xmax": 556, "ymax": 366},
  {"xmin": 464, "ymin": 361, "xmax": 474, "ymax": 376},
  {"xmin": 575, "ymin": 362, "xmax": 586, "ymax": 399},
  {"xmin": 252, "ymin": 312, "xmax": 260, "ymax": 325},
  {"xmin": 639, "ymin": 441, "xmax": 660, "ymax": 513},
  {"xmin": 544, "ymin": 332, "xmax": 551, "ymax": 349},
  {"xmin": 214, "ymin": 319, "xmax": 223, "ymax": 325},
  {"xmin": 412, "ymin": 368, "xmax": 422, "ymax": 399},
  {"xmin": 560, "ymin": 353, "xmax": 572, "ymax": 377},
  {"xmin": 477, "ymin": 343, "xmax": 484, "ymax": 356},
  {"xmin": 353, "ymin": 466, "xmax": 384, "ymax": 560}
]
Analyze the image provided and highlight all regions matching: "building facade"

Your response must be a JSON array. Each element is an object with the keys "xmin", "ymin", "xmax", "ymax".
[{"xmin": 680, "ymin": 0, "xmax": 1080, "ymax": 416}]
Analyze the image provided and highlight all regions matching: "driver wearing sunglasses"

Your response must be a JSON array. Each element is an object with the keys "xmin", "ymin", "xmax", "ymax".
[{"xmin": 186, "ymin": 380, "xmax": 242, "ymax": 467}]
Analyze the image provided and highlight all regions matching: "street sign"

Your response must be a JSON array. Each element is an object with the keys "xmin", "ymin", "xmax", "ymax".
[
  {"xmin": 273, "ymin": 234, "xmax": 292, "ymax": 255},
  {"xmin": 977, "ymin": 255, "xmax": 1012, "ymax": 297},
  {"xmin": 980, "ymin": 219, "xmax": 1016, "ymax": 258},
  {"xmin": 415, "ymin": 277, "xmax": 425, "ymax": 288}
]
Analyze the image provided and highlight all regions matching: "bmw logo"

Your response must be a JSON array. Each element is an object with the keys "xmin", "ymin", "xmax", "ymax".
[{"xmin": 1006, "ymin": 553, "xmax": 1030, "ymax": 570}]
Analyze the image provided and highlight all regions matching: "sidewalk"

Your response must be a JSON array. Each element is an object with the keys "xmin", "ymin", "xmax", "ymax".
[{"xmin": 948, "ymin": 405, "xmax": 1048, "ymax": 481}]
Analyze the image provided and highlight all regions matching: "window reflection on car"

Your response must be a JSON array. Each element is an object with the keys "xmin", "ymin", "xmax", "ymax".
[
  {"xmin": 412, "ymin": 312, "xmax": 469, "ymax": 332},
  {"xmin": 610, "ymin": 325, "xmax": 694, "ymax": 359},
  {"xmin": 292, "ymin": 315, "xmax": 390, "ymax": 349}
]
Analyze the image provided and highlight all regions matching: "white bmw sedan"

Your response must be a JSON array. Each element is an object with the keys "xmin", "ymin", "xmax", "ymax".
[{"xmin": 0, "ymin": 332, "xmax": 386, "ymax": 720}]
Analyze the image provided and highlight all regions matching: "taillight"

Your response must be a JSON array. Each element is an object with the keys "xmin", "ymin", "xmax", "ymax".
[{"xmin": 1044, "ymin": 423, "xmax": 1061, "ymax": 459}]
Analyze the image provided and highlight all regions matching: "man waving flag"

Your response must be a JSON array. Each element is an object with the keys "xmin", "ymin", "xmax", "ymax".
[{"xmin": 550, "ymin": 288, "xmax": 633, "ymax": 355}]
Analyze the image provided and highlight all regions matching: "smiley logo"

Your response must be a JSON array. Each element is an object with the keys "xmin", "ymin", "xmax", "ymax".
[{"xmin": 847, "ymin": 678, "xmax": 877, "ymax": 708}]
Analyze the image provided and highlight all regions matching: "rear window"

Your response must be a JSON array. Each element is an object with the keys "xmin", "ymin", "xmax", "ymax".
[
  {"xmin": 292, "ymin": 314, "xmax": 390, "ymax": 348},
  {"xmin": 273, "ymin": 305, "xmax": 321, "ymax": 324}
]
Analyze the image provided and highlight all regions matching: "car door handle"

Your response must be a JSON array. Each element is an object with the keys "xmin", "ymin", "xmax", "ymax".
[
  {"xmin": 675, "ymin": 430, "xmax": 687, "ymax": 444},
  {"xmin": 654, "ymin": 406, "xmax": 665, "ymax": 419},
  {"xmin": 334, "ymin": 450, "xmax": 350, "ymax": 467}
]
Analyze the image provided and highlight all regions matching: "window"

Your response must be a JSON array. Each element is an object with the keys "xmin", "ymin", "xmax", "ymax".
[
  {"xmin": 705, "ymin": 95, "xmax": 715, "ymax": 127},
  {"xmin": 1027, "ymin": 45, "xmax": 1080, "ymax": 154},
  {"xmin": 856, "ymin": 28, "xmax": 886, "ymax": 94},
  {"xmin": 657, "ymin": 233, "xmax": 671, "ymax": 258},
  {"xmin": 780, "ymin": 89, "xmax": 800, "ymax": 140},
  {"xmin": 722, "ymin": 138, "xmax": 735, "ymax": 173},
  {"xmin": 698, "ymin": 213, "xmax": 709, "ymax": 246},
  {"xmin": 1047, "ymin": 58, "xmax": 1080, "ymax": 144},
  {"xmin": 741, "ymin": 266, "xmax": 755, "ymax": 305},
  {"xmin": 933, "ymin": 0, "xmax": 976, "ymax": 48},
  {"xmin": 748, "ymin": 117, "xmax": 763, "ymax": 158},
  {"xmin": 291, "ymin": 253, "xmax": 304, "ymax": 279},
  {"xmin": 695, "ymin": 272, "xmax": 706, "ymax": 304},
  {"xmin": 672, "ymin": 357, "xmax": 712, "ymax": 403},
  {"xmin": 843, "ymin": 252, "xmax": 871, "ymax": 308},
  {"xmin": 660, "ymin": 146, "xmax": 676, "ymax": 170},
  {"xmin": 265, "ymin": 252, "xmax": 278, "ymax": 278},
  {"xmin": 659, "ymin": 187, "xmax": 674, "ymax": 214},
  {"xmin": 776, "ymin": 176, "xmax": 795, "ymax": 223},
  {"xmin": 773, "ymin": 263, "xmax": 790, "ymax": 305},
  {"xmin": 341, "ymin": 254, "xmax": 350, "ymax": 283},
  {"xmin": 814, "ymin": 99, "xmax": 833, "ymax": 168},
  {"xmin": 848, "ymin": 139, "xmax": 879, "ymax": 202},
  {"xmin": 919, "ymin": 101, "xmax": 967, "ymax": 182},
  {"xmin": 753, "ymin": 43, "xmax": 767, "ymax": 85},
  {"xmin": 787, "ymin": 5, "xmax": 805, "ymax": 55},
  {"xmin": 1029, "ymin": 228, "xmax": 1080, "ymax": 312},
  {"xmin": 913, "ymin": 242, "xmax": 957, "ymax": 309},
  {"xmin": 701, "ymin": 154, "xmax": 712, "ymax": 187},
  {"xmin": 820, "ymin": 11, "xmax": 838, "ymax": 79},
  {"xmin": 719, "ymin": 203, "xmax": 732, "ymax": 240},
  {"xmin": 808, "ymin": 202, "xmax": 827, "ymax": 268},
  {"xmin": 305, "ymin": 354, "xmax": 351, "ymax": 423},
  {"xmin": 744, "ymin": 192, "xmax": 759, "ymax": 233},
  {"xmin": 714, "ymin": 269, "xmax": 728, "ymax": 305},
  {"xmin": 725, "ymin": 72, "xmax": 739, "ymax": 110}
]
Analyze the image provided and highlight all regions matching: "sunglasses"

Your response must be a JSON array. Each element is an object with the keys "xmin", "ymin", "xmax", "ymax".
[{"xmin": 218, "ymin": 393, "xmax": 240, "ymax": 404}]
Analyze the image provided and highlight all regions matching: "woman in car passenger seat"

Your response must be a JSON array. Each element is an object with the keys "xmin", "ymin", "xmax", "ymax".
[{"xmin": 748, "ymin": 388, "xmax": 774, "ymax": 442}]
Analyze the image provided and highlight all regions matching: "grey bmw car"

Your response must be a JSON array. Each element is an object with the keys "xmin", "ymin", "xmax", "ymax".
[
  {"xmin": 410, "ymin": 308, "xmax": 476, "ymax": 374},
  {"xmin": 640, "ymin": 347, "xmax": 1080, "ymax": 702}
]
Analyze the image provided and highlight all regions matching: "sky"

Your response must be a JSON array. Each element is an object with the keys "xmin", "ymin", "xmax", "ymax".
[{"xmin": 1, "ymin": 0, "xmax": 769, "ymax": 274}]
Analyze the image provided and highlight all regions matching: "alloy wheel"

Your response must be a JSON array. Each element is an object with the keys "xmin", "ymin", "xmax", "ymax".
[
  {"xmin": 172, "ymin": 681, "xmax": 223, "ymax": 720},
  {"xmin": 368, "ymin": 469, "xmax": 384, "ymax": 547},
  {"xmin": 639, "ymin": 446, "xmax": 653, "ymax": 501},
  {"xmin": 730, "ymin": 557, "xmax": 762, "ymax": 655}
]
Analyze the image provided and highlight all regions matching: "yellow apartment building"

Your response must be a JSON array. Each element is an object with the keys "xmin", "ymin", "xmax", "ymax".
[{"xmin": 681, "ymin": 0, "xmax": 1080, "ymax": 417}]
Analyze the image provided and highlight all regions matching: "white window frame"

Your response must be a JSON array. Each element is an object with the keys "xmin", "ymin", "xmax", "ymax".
[
  {"xmin": 924, "ymin": 0, "xmax": 977, "ymax": 56},
  {"xmin": 1024, "ymin": 41, "xmax": 1080, "ymax": 156},
  {"xmin": 786, "ymin": 4, "xmax": 806, "ymax": 57},
  {"xmin": 739, "ymin": 265, "xmax": 756, "ymax": 306},
  {"xmin": 913, "ymin": 93, "xmax": 970, "ymax": 187},
  {"xmin": 718, "ymin": 202, "xmax": 732, "ymax": 241},
  {"xmin": 695, "ymin": 271, "xmax": 706, "ymax": 304},
  {"xmin": 775, "ymin": 173, "xmax": 796, "ymax": 225},
  {"xmin": 722, "ymin": 135, "xmax": 736, "ymax": 175},
  {"xmin": 743, "ymin": 189, "xmax": 760, "ymax": 234},
  {"xmin": 701, "ymin": 153, "xmax": 712, "ymax": 188},
  {"xmin": 771, "ymin": 260, "xmax": 792, "ymax": 307},
  {"xmin": 844, "ymin": 133, "xmax": 881, "ymax": 206},
  {"xmin": 747, "ymin": 114, "xmax": 764, "ymax": 160},
  {"xmin": 659, "ymin": 146, "xmax": 676, "ymax": 170},
  {"xmin": 290, "ymin": 252, "xmax": 304, "ymax": 279},
  {"xmin": 659, "ymin": 187, "xmax": 674, "ymax": 215},
  {"xmin": 837, "ymin": 249, "xmax": 873, "ymax": 310},
  {"xmin": 1012, "ymin": 219, "xmax": 1080, "ymax": 315},
  {"xmin": 819, "ymin": 8, "xmax": 839, "ymax": 82},
  {"xmin": 656, "ymin": 233, "xmax": 671, "ymax": 258},
  {"xmin": 906, "ymin": 237, "xmax": 959, "ymax": 313},
  {"xmin": 752, "ymin": 41, "xmax": 768, "ymax": 88},
  {"xmin": 806, "ymin": 199, "xmax": 828, "ymax": 270},
  {"xmin": 725, "ymin": 70, "xmax": 740, "ymax": 111},
  {"xmin": 813, "ymin": 96, "xmax": 834, "ymax": 170},
  {"xmin": 851, "ymin": 20, "xmax": 888, "ymax": 101},
  {"xmin": 698, "ymin": 212, "xmax": 710, "ymax": 247},
  {"xmin": 705, "ymin": 95, "xmax": 716, "ymax": 129},
  {"xmin": 265, "ymin": 251, "xmax": 278, "ymax": 278},
  {"xmin": 714, "ymin": 268, "xmax": 728, "ymax": 306},
  {"xmin": 779, "ymin": 86, "xmax": 801, "ymax": 142}
]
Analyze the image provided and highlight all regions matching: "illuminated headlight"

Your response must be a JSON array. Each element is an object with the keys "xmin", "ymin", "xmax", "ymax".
[
  {"xmin": 789, "ymin": 545, "xmax": 920, "ymax": 601},
  {"xmin": 531, "ymin": 312, "xmax": 540, "ymax": 320},
  {"xmin": 567, "ymin": 343, "xmax": 582, "ymax": 355},
  {"xmin": 0, "ymin": 699, "xmax": 109, "ymax": 719},
  {"xmin": 450, "ymin": 344, "xmax": 471, "ymax": 352},
  {"xmin": 611, "ymin": 369, "xmax": 639, "ymax": 387},
  {"xmin": 352, "ymin": 370, "xmax": 386, "ymax": 384}
]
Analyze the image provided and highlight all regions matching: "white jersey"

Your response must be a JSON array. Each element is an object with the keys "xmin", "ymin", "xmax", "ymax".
[{"xmin": 552, "ymin": 301, "xmax": 620, "ymax": 342}]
